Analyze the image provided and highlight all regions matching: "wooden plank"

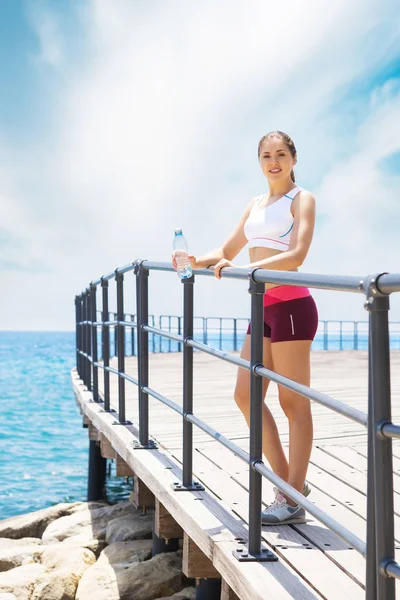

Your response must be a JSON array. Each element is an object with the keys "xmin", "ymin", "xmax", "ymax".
[
  {"xmin": 100, "ymin": 433, "xmax": 118, "ymax": 459},
  {"xmin": 88, "ymin": 422, "xmax": 100, "ymax": 441},
  {"xmin": 310, "ymin": 447, "xmax": 400, "ymax": 515},
  {"xmin": 130, "ymin": 475, "xmax": 155, "ymax": 508},
  {"xmin": 155, "ymin": 500, "xmax": 183, "ymax": 539},
  {"xmin": 183, "ymin": 532, "xmax": 220, "ymax": 579},
  {"xmin": 116, "ymin": 455, "xmax": 134, "ymax": 477},
  {"xmin": 197, "ymin": 444, "xmax": 366, "ymax": 591},
  {"xmin": 72, "ymin": 375, "xmax": 322, "ymax": 600}
]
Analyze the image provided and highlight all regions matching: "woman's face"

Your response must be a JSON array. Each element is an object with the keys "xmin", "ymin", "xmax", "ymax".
[{"xmin": 259, "ymin": 137, "xmax": 296, "ymax": 182}]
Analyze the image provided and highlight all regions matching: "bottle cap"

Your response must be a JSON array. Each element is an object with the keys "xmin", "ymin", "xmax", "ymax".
[{"xmin": 174, "ymin": 228, "xmax": 182, "ymax": 235}]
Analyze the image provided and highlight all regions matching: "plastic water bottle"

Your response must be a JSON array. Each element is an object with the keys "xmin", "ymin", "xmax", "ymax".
[{"xmin": 173, "ymin": 229, "xmax": 192, "ymax": 280}]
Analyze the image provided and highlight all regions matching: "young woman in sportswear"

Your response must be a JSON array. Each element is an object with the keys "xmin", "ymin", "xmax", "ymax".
[{"xmin": 173, "ymin": 131, "xmax": 317, "ymax": 525}]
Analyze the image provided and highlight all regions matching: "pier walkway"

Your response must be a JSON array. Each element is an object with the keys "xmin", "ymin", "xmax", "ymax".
[{"xmin": 72, "ymin": 350, "xmax": 400, "ymax": 600}]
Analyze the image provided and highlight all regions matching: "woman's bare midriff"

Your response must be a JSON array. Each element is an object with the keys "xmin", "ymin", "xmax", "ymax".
[{"xmin": 249, "ymin": 247, "xmax": 298, "ymax": 290}]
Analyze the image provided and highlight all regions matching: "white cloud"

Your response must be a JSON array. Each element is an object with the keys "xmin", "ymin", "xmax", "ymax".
[{"xmin": 1, "ymin": 0, "xmax": 400, "ymax": 329}]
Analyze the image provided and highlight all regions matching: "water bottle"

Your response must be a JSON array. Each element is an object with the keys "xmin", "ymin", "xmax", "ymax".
[{"xmin": 173, "ymin": 228, "xmax": 192, "ymax": 280}]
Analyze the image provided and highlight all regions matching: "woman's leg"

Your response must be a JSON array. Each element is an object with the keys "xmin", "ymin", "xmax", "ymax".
[
  {"xmin": 270, "ymin": 339, "xmax": 313, "ymax": 504},
  {"xmin": 234, "ymin": 334, "xmax": 289, "ymax": 481}
]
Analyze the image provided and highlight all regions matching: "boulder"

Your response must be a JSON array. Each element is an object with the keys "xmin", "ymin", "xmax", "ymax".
[
  {"xmin": 0, "ymin": 544, "xmax": 43, "ymax": 572},
  {"xmin": 61, "ymin": 534, "xmax": 107, "ymax": 557},
  {"xmin": 105, "ymin": 512, "xmax": 153, "ymax": 543},
  {"xmin": 39, "ymin": 544, "xmax": 95, "ymax": 572},
  {"xmin": 42, "ymin": 502, "xmax": 138, "ymax": 544},
  {"xmin": 0, "ymin": 564, "xmax": 46, "ymax": 600},
  {"xmin": 30, "ymin": 545, "xmax": 95, "ymax": 600},
  {"xmin": 0, "ymin": 539, "xmax": 41, "ymax": 549},
  {"xmin": 31, "ymin": 570, "xmax": 79, "ymax": 600},
  {"xmin": 156, "ymin": 588, "xmax": 196, "ymax": 600},
  {"xmin": 75, "ymin": 540, "xmax": 154, "ymax": 600},
  {"xmin": 115, "ymin": 552, "xmax": 185, "ymax": 600},
  {"xmin": 0, "ymin": 503, "xmax": 85, "ymax": 540}
]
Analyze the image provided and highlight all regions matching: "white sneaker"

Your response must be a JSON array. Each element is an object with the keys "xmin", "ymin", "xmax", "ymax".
[{"xmin": 261, "ymin": 492, "xmax": 306, "ymax": 525}]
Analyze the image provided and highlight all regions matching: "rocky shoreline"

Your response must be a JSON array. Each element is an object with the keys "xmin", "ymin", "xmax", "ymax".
[{"xmin": 0, "ymin": 500, "xmax": 195, "ymax": 600}]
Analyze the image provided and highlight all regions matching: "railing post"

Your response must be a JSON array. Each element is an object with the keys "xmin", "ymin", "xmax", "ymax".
[
  {"xmin": 75, "ymin": 295, "xmax": 81, "ymax": 378},
  {"xmin": 114, "ymin": 312, "xmax": 118, "ymax": 358},
  {"xmin": 90, "ymin": 283, "xmax": 99, "ymax": 402},
  {"xmin": 171, "ymin": 274, "xmax": 203, "ymax": 492},
  {"xmin": 183, "ymin": 275, "xmax": 194, "ymax": 487},
  {"xmin": 248, "ymin": 275, "xmax": 265, "ymax": 555},
  {"xmin": 131, "ymin": 314, "xmax": 135, "ymax": 356},
  {"xmin": 134, "ymin": 261, "xmax": 155, "ymax": 448},
  {"xmin": 233, "ymin": 318, "xmax": 238, "ymax": 352},
  {"xmin": 85, "ymin": 289, "xmax": 92, "ymax": 391},
  {"xmin": 365, "ymin": 273, "xmax": 395, "ymax": 600},
  {"xmin": 116, "ymin": 271, "xmax": 127, "ymax": 424},
  {"xmin": 234, "ymin": 272, "xmax": 276, "ymax": 563},
  {"xmin": 81, "ymin": 292, "xmax": 87, "ymax": 386},
  {"xmin": 101, "ymin": 278, "xmax": 111, "ymax": 412},
  {"xmin": 366, "ymin": 314, "xmax": 377, "ymax": 600},
  {"xmin": 323, "ymin": 320, "xmax": 328, "ymax": 350}
]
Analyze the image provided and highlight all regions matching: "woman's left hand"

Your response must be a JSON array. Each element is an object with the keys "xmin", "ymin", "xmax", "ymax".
[{"xmin": 213, "ymin": 258, "xmax": 235, "ymax": 279}]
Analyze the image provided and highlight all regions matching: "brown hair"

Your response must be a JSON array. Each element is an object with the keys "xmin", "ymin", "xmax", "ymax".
[{"xmin": 258, "ymin": 130, "xmax": 297, "ymax": 182}]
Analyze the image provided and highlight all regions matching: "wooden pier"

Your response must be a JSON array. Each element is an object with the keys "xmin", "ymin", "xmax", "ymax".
[{"xmin": 72, "ymin": 350, "xmax": 400, "ymax": 600}]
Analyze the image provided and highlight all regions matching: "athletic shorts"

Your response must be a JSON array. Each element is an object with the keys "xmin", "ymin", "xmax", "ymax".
[{"xmin": 246, "ymin": 285, "xmax": 318, "ymax": 343}]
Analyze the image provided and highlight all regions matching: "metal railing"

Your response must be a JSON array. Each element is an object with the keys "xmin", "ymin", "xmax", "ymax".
[
  {"xmin": 95, "ymin": 312, "xmax": 400, "ymax": 355},
  {"xmin": 75, "ymin": 260, "xmax": 400, "ymax": 599}
]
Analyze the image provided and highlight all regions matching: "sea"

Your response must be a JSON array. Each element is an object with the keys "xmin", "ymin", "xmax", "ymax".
[{"xmin": 1, "ymin": 326, "xmax": 399, "ymax": 521}]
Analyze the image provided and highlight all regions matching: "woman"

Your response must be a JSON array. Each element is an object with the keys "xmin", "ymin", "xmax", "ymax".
[{"xmin": 173, "ymin": 131, "xmax": 318, "ymax": 525}]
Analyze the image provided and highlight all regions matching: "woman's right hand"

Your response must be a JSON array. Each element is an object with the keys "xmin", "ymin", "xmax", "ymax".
[{"xmin": 171, "ymin": 252, "xmax": 197, "ymax": 271}]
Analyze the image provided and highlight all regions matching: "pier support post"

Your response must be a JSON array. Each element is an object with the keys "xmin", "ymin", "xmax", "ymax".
[
  {"xmin": 88, "ymin": 439, "xmax": 106, "ymax": 501},
  {"xmin": 152, "ymin": 532, "xmax": 180, "ymax": 556},
  {"xmin": 221, "ymin": 580, "xmax": 240, "ymax": 600},
  {"xmin": 195, "ymin": 578, "xmax": 222, "ymax": 600}
]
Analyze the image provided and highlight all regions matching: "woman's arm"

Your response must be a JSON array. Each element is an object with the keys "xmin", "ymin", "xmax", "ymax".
[
  {"xmin": 212, "ymin": 191, "xmax": 316, "ymax": 278},
  {"xmin": 173, "ymin": 197, "xmax": 257, "ymax": 270}
]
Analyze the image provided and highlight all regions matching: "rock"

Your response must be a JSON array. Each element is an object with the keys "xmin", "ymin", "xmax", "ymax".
[
  {"xmin": 75, "ymin": 540, "xmax": 153, "ymax": 600},
  {"xmin": 105, "ymin": 512, "xmax": 153, "ymax": 543},
  {"xmin": 39, "ymin": 544, "xmax": 96, "ymax": 571},
  {"xmin": 0, "ymin": 544, "xmax": 43, "ymax": 572},
  {"xmin": 98, "ymin": 540, "xmax": 153, "ymax": 566},
  {"xmin": 0, "ymin": 503, "xmax": 85, "ymax": 540},
  {"xmin": 31, "ymin": 571, "xmax": 76, "ymax": 600},
  {"xmin": 0, "ymin": 539, "xmax": 41, "ymax": 549},
  {"xmin": 0, "ymin": 564, "xmax": 46, "ymax": 600},
  {"xmin": 61, "ymin": 534, "xmax": 107, "ymax": 557},
  {"xmin": 156, "ymin": 588, "xmax": 196, "ymax": 600},
  {"xmin": 42, "ymin": 502, "xmax": 138, "ymax": 544},
  {"xmin": 29, "ymin": 545, "xmax": 95, "ymax": 600},
  {"xmin": 115, "ymin": 552, "xmax": 185, "ymax": 600}
]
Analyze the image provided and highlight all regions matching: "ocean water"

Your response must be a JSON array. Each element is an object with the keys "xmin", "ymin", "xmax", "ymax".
[
  {"xmin": 0, "ymin": 331, "xmax": 131, "ymax": 521},
  {"xmin": 2, "ymin": 326, "xmax": 399, "ymax": 521}
]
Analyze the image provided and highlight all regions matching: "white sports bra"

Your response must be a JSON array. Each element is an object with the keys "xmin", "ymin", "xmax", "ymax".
[{"xmin": 244, "ymin": 186, "xmax": 303, "ymax": 251}]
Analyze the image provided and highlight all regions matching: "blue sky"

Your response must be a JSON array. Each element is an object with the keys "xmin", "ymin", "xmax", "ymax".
[{"xmin": 1, "ymin": 0, "xmax": 400, "ymax": 330}]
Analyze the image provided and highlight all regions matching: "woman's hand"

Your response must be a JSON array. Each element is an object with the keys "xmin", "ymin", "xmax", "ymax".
[
  {"xmin": 213, "ymin": 258, "xmax": 235, "ymax": 279},
  {"xmin": 171, "ymin": 252, "xmax": 197, "ymax": 271}
]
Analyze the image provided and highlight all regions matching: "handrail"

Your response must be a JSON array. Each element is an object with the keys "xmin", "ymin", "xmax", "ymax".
[{"xmin": 75, "ymin": 259, "xmax": 400, "ymax": 599}]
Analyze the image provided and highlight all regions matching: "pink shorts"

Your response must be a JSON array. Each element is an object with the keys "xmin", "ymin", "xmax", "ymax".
[{"xmin": 246, "ymin": 286, "xmax": 318, "ymax": 343}]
